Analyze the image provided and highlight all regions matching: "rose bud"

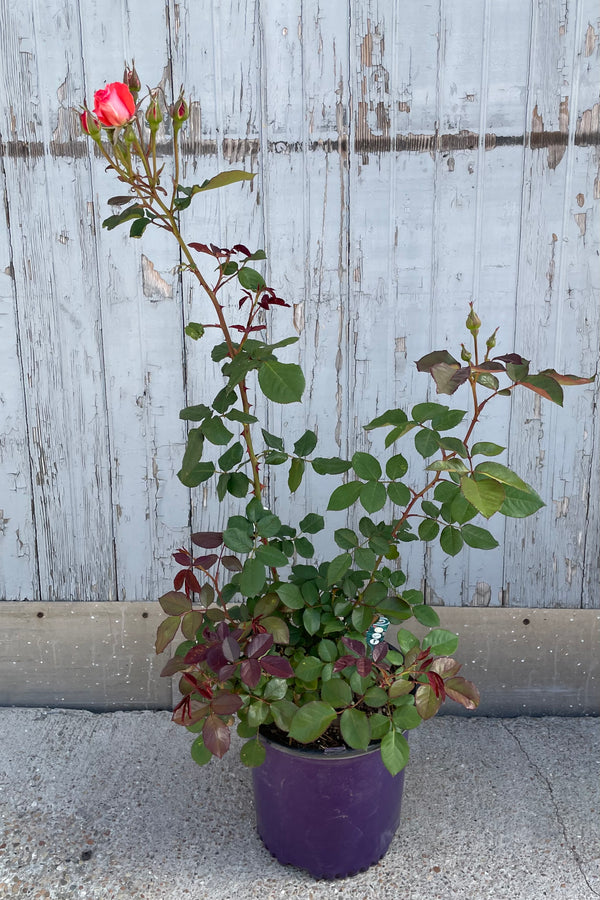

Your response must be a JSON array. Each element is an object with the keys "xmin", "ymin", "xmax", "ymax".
[
  {"xmin": 123, "ymin": 62, "xmax": 141, "ymax": 96},
  {"xmin": 466, "ymin": 304, "xmax": 481, "ymax": 336},
  {"xmin": 170, "ymin": 92, "xmax": 189, "ymax": 127},
  {"xmin": 93, "ymin": 82, "xmax": 136, "ymax": 127},
  {"xmin": 145, "ymin": 92, "xmax": 163, "ymax": 132},
  {"xmin": 80, "ymin": 107, "xmax": 101, "ymax": 139}
]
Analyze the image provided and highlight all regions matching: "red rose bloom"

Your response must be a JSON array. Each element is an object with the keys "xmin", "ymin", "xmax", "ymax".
[{"xmin": 93, "ymin": 82, "xmax": 135, "ymax": 127}]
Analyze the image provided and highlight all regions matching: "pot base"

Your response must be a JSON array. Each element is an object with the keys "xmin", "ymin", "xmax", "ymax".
[{"xmin": 252, "ymin": 735, "xmax": 406, "ymax": 879}]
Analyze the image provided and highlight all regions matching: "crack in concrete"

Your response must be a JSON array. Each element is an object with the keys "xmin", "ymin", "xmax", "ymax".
[{"xmin": 501, "ymin": 721, "xmax": 600, "ymax": 898}]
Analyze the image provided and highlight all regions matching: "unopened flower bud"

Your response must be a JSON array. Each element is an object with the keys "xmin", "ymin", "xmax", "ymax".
[
  {"xmin": 460, "ymin": 343, "xmax": 472, "ymax": 362},
  {"xmin": 122, "ymin": 123, "xmax": 136, "ymax": 145},
  {"xmin": 80, "ymin": 107, "xmax": 101, "ymax": 139},
  {"xmin": 170, "ymin": 91, "xmax": 190, "ymax": 128},
  {"xmin": 145, "ymin": 92, "xmax": 163, "ymax": 132},
  {"xmin": 123, "ymin": 62, "xmax": 141, "ymax": 96},
  {"xmin": 466, "ymin": 304, "xmax": 481, "ymax": 336},
  {"xmin": 486, "ymin": 328, "xmax": 498, "ymax": 351}
]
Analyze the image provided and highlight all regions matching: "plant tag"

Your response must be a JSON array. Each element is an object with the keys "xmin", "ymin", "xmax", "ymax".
[{"xmin": 366, "ymin": 616, "xmax": 390, "ymax": 653}]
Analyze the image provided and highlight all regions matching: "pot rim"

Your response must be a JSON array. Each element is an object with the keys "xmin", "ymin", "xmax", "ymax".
[{"xmin": 258, "ymin": 729, "xmax": 384, "ymax": 761}]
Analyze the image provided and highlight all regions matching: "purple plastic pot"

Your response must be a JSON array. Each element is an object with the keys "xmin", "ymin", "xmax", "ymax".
[{"xmin": 252, "ymin": 734, "xmax": 406, "ymax": 879}]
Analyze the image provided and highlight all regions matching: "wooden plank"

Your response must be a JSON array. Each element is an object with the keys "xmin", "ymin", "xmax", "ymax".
[
  {"xmin": 0, "ymin": 602, "xmax": 171, "ymax": 709},
  {"xmin": 0, "ymin": 602, "xmax": 596, "ymax": 715}
]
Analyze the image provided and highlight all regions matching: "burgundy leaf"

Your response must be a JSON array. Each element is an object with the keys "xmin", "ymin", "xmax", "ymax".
[
  {"xmin": 445, "ymin": 676, "xmax": 480, "ymax": 710},
  {"xmin": 260, "ymin": 655, "xmax": 295, "ymax": 679},
  {"xmin": 215, "ymin": 621, "xmax": 230, "ymax": 641},
  {"xmin": 222, "ymin": 635, "xmax": 241, "ymax": 662},
  {"xmin": 211, "ymin": 692, "xmax": 243, "ymax": 716},
  {"xmin": 184, "ymin": 570, "xmax": 202, "ymax": 595},
  {"xmin": 217, "ymin": 663, "xmax": 237, "ymax": 682},
  {"xmin": 195, "ymin": 682, "xmax": 215, "ymax": 700},
  {"xmin": 184, "ymin": 646, "xmax": 207, "ymax": 665},
  {"xmin": 341, "ymin": 636, "xmax": 366, "ymax": 657},
  {"xmin": 173, "ymin": 549, "xmax": 193, "ymax": 566},
  {"xmin": 356, "ymin": 657, "xmax": 373, "ymax": 678},
  {"xmin": 232, "ymin": 244, "xmax": 251, "ymax": 256},
  {"xmin": 160, "ymin": 657, "xmax": 189, "ymax": 678},
  {"xmin": 246, "ymin": 632, "xmax": 274, "ymax": 659},
  {"xmin": 427, "ymin": 671, "xmax": 446, "ymax": 700},
  {"xmin": 191, "ymin": 531, "xmax": 224, "ymax": 549},
  {"xmin": 188, "ymin": 242, "xmax": 211, "ymax": 255},
  {"xmin": 173, "ymin": 570, "xmax": 185, "ymax": 592},
  {"xmin": 493, "ymin": 353, "xmax": 527, "ymax": 365},
  {"xmin": 372, "ymin": 642, "xmax": 389, "ymax": 665},
  {"xmin": 193, "ymin": 554, "xmax": 218, "ymax": 570},
  {"xmin": 221, "ymin": 555, "xmax": 243, "ymax": 573},
  {"xmin": 172, "ymin": 696, "xmax": 209, "ymax": 726},
  {"xmin": 206, "ymin": 645, "xmax": 229, "ymax": 673},
  {"xmin": 202, "ymin": 714, "xmax": 231, "ymax": 758},
  {"xmin": 333, "ymin": 655, "xmax": 356, "ymax": 673},
  {"xmin": 231, "ymin": 324, "xmax": 267, "ymax": 333},
  {"xmin": 240, "ymin": 658, "xmax": 262, "ymax": 688}
]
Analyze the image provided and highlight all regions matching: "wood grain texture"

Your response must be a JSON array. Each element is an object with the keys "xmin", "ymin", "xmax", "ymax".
[{"xmin": 0, "ymin": 0, "xmax": 598, "ymax": 608}]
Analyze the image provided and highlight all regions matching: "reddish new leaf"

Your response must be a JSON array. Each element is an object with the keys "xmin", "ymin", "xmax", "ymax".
[
  {"xmin": 173, "ymin": 549, "xmax": 193, "ymax": 566},
  {"xmin": 193, "ymin": 554, "xmax": 219, "ymax": 570},
  {"xmin": 240, "ymin": 658, "xmax": 262, "ymax": 688},
  {"xmin": 183, "ymin": 570, "xmax": 202, "ymax": 595},
  {"xmin": 211, "ymin": 692, "xmax": 243, "ymax": 716},
  {"xmin": 445, "ymin": 676, "xmax": 480, "ymax": 710},
  {"xmin": 246, "ymin": 632, "xmax": 274, "ymax": 659},
  {"xmin": 202, "ymin": 714, "xmax": 231, "ymax": 758},
  {"xmin": 333, "ymin": 655, "xmax": 356, "ymax": 673},
  {"xmin": 222, "ymin": 635, "xmax": 241, "ymax": 662},
  {"xmin": 427, "ymin": 670, "xmax": 447, "ymax": 700},
  {"xmin": 372, "ymin": 642, "xmax": 389, "ymax": 665},
  {"xmin": 260, "ymin": 655, "xmax": 295, "ymax": 678},
  {"xmin": 206, "ymin": 645, "xmax": 229, "ymax": 673},
  {"xmin": 538, "ymin": 368, "xmax": 595, "ymax": 386},
  {"xmin": 341, "ymin": 636, "xmax": 366, "ymax": 657},
  {"xmin": 192, "ymin": 531, "xmax": 224, "ymax": 549},
  {"xmin": 415, "ymin": 683, "xmax": 442, "ymax": 719},
  {"xmin": 160, "ymin": 656, "xmax": 188, "ymax": 678},
  {"xmin": 188, "ymin": 242, "xmax": 211, "ymax": 255},
  {"xmin": 356, "ymin": 657, "xmax": 373, "ymax": 678},
  {"xmin": 184, "ymin": 645, "xmax": 208, "ymax": 665},
  {"xmin": 221, "ymin": 555, "xmax": 243, "ymax": 572},
  {"xmin": 217, "ymin": 663, "xmax": 237, "ymax": 682}
]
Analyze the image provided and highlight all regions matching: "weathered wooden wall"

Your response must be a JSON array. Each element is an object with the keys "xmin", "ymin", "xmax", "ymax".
[{"xmin": 1, "ymin": 0, "xmax": 598, "ymax": 609}]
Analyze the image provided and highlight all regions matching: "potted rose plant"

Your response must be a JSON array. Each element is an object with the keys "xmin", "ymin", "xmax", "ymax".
[{"xmin": 81, "ymin": 70, "xmax": 593, "ymax": 879}]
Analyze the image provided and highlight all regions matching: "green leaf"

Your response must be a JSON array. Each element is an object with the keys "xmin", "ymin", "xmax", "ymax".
[
  {"xmin": 369, "ymin": 713, "xmax": 392, "ymax": 740},
  {"xmin": 364, "ymin": 686, "xmax": 388, "ymax": 708},
  {"xmin": 240, "ymin": 739, "xmax": 266, "ymax": 768},
  {"xmin": 411, "ymin": 402, "xmax": 447, "ymax": 423},
  {"xmin": 334, "ymin": 528, "xmax": 359, "ymax": 549},
  {"xmin": 364, "ymin": 408, "xmax": 408, "ymax": 430},
  {"xmin": 102, "ymin": 205, "xmax": 144, "ymax": 230},
  {"xmin": 387, "ymin": 482, "xmax": 411, "ymax": 507},
  {"xmin": 500, "ymin": 484, "xmax": 545, "ymax": 518},
  {"xmin": 520, "ymin": 375, "xmax": 564, "ymax": 406},
  {"xmin": 256, "ymin": 513, "xmax": 282, "ymax": 538},
  {"xmin": 294, "ymin": 656, "xmax": 324, "ymax": 683},
  {"xmin": 352, "ymin": 605, "xmax": 375, "ymax": 632},
  {"xmin": 223, "ymin": 519, "xmax": 254, "ymax": 553},
  {"xmin": 239, "ymin": 558, "xmax": 266, "ymax": 597},
  {"xmin": 299, "ymin": 513, "xmax": 325, "ymax": 534},
  {"xmin": 264, "ymin": 450, "xmax": 287, "ymax": 465},
  {"xmin": 426, "ymin": 459, "xmax": 469, "ymax": 474},
  {"xmin": 258, "ymin": 361, "xmax": 305, "ymax": 404},
  {"xmin": 190, "ymin": 735, "xmax": 213, "ymax": 766},
  {"xmin": 155, "ymin": 616, "xmax": 180, "ymax": 653},
  {"xmin": 288, "ymin": 701, "xmax": 337, "ymax": 743},
  {"xmin": 360, "ymin": 481, "xmax": 387, "ymax": 513},
  {"xmin": 129, "ymin": 216, "xmax": 152, "ymax": 238},
  {"xmin": 362, "ymin": 582, "xmax": 388, "ymax": 607},
  {"xmin": 327, "ymin": 481, "xmax": 363, "ymax": 511},
  {"xmin": 327, "ymin": 553, "xmax": 353, "ymax": 586},
  {"xmin": 380, "ymin": 730, "xmax": 410, "ymax": 776},
  {"xmin": 392, "ymin": 705, "xmax": 422, "ymax": 730},
  {"xmin": 185, "ymin": 322, "xmax": 205, "ymax": 341},
  {"xmin": 414, "ymin": 428, "xmax": 439, "ymax": 458},
  {"xmin": 180, "ymin": 404, "xmax": 211, "ymax": 422},
  {"xmin": 386, "ymin": 454, "xmax": 408, "ymax": 479},
  {"xmin": 506, "ymin": 359, "xmax": 530, "ymax": 382},
  {"xmin": 354, "ymin": 547, "xmax": 377, "ymax": 570},
  {"xmin": 438, "ymin": 437, "xmax": 468, "ymax": 457},
  {"xmin": 189, "ymin": 170, "xmax": 255, "ymax": 193},
  {"xmin": 255, "ymin": 545, "xmax": 288, "ymax": 567},
  {"xmin": 415, "ymin": 684, "xmax": 441, "ymax": 719},
  {"xmin": 311, "ymin": 457, "xmax": 352, "ymax": 475},
  {"xmin": 293, "ymin": 430, "xmax": 318, "ymax": 457},
  {"xmin": 340, "ymin": 708, "xmax": 371, "ymax": 750},
  {"xmin": 394, "ymin": 628, "xmax": 421, "ymax": 654},
  {"xmin": 202, "ymin": 417, "xmax": 234, "ymax": 445},
  {"xmin": 237, "ymin": 266, "xmax": 266, "ymax": 292},
  {"xmin": 225, "ymin": 408, "xmax": 258, "ymax": 424},
  {"xmin": 449, "ymin": 492, "xmax": 477, "ymax": 524},
  {"xmin": 431, "ymin": 409, "xmax": 467, "ymax": 431},
  {"xmin": 303, "ymin": 607, "xmax": 321, "ymax": 635},
  {"xmin": 271, "ymin": 700, "xmax": 298, "ymax": 732},
  {"xmin": 474, "ymin": 462, "xmax": 532, "ymax": 492},
  {"xmin": 461, "ymin": 523, "xmax": 499, "ymax": 550},
  {"xmin": 439, "ymin": 526, "xmax": 464, "ymax": 556},
  {"xmin": 460, "ymin": 476, "xmax": 506, "ymax": 518},
  {"xmin": 352, "ymin": 452, "xmax": 382, "ymax": 481},
  {"xmin": 218, "ymin": 442, "xmax": 244, "ymax": 471},
  {"xmin": 261, "ymin": 616, "xmax": 290, "ymax": 644},
  {"xmin": 422, "ymin": 628, "xmax": 459, "ymax": 656},
  {"xmin": 476, "ymin": 372, "xmax": 499, "ymax": 391},
  {"xmin": 321, "ymin": 677, "xmax": 353, "ymax": 708},
  {"xmin": 159, "ymin": 590, "xmax": 192, "ymax": 616},
  {"xmin": 412, "ymin": 604, "xmax": 440, "ymax": 627},
  {"xmin": 471, "ymin": 441, "xmax": 505, "ymax": 457},
  {"xmin": 375, "ymin": 595, "xmax": 413, "ymax": 622},
  {"xmin": 275, "ymin": 582, "xmax": 304, "ymax": 609},
  {"xmin": 288, "ymin": 457, "xmax": 305, "ymax": 493},
  {"xmin": 418, "ymin": 519, "xmax": 439, "ymax": 541}
]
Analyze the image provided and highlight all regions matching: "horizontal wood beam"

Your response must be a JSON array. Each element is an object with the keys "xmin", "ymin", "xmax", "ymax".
[{"xmin": 0, "ymin": 604, "xmax": 597, "ymax": 716}]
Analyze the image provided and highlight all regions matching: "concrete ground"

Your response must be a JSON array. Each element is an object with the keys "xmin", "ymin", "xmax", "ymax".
[{"xmin": 0, "ymin": 710, "xmax": 598, "ymax": 900}]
